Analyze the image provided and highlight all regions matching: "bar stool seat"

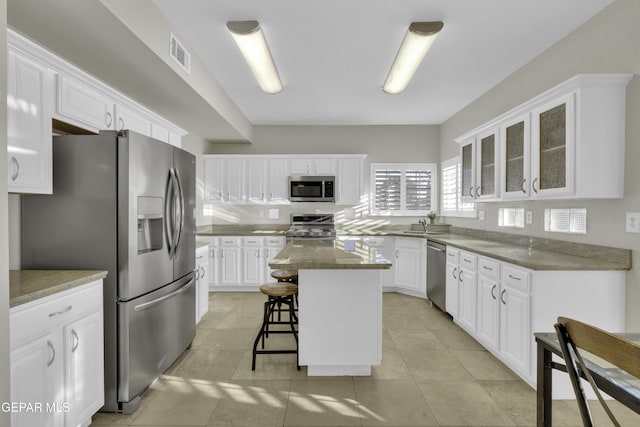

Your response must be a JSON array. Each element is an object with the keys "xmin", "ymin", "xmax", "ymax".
[
  {"xmin": 270, "ymin": 269, "xmax": 298, "ymax": 283},
  {"xmin": 252, "ymin": 282, "xmax": 300, "ymax": 370}
]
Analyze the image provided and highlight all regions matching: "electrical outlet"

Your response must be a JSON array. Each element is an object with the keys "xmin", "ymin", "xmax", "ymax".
[
  {"xmin": 258, "ymin": 210, "xmax": 265, "ymax": 218},
  {"xmin": 478, "ymin": 211, "xmax": 485, "ymax": 221},
  {"xmin": 526, "ymin": 211, "xmax": 533, "ymax": 225},
  {"xmin": 626, "ymin": 212, "xmax": 640, "ymax": 233}
]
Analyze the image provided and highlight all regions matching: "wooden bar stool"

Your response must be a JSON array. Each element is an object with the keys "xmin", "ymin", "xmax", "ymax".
[
  {"xmin": 269, "ymin": 270, "xmax": 299, "ymax": 320},
  {"xmin": 251, "ymin": 282, "xmax": 300, "ymax": 371}
]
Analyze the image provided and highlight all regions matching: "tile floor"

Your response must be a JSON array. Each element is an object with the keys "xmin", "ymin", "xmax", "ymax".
[{"xmin": 92, "ymin": 292, "xmax": 639, "ymax": 426}]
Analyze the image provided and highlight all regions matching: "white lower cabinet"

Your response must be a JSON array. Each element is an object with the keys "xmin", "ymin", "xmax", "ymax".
[
  {"xmin": 498, "ymin": 265, "xmax": 531, "ymax": 376},
  {"xmin": 200, "ymin": 235, "xmax": 286, "ymax": 290},
  {"xmin": 457, "ymin": 251, "xmax": 478, "ymax": 333},
  {"xmin": 10, "ymin": 279, "xmax": 104, "ymax": 427},
  {"xmin": 445, "ymin": 247, "xmax": 459, "ymax": 318},
  {"xmin": 392, "ymin": 237, "xmax": 427, "ymax": 298},
  {"xmin": 195, "ymin": 245, "xmax": 210, "ymax": 323},
  {"xmin": 476, "ymin": 257, "xmax": 500, "ymax": 350}
]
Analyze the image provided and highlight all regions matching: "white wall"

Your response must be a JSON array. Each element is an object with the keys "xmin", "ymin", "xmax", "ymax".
[
  {"xmin": 439, "ymin": 0, "xmax": 640, "ymax": 329},
  {"xmin": 1, "ymin": 0, "xmax": 13, "ymax": 422},
  {"xmin": 194, "ymin": 125, "xmax": 440, "ymax": 225}
]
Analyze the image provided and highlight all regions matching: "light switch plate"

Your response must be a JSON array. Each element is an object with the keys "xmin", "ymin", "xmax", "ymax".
[
  {"xmin": 478, "ymin": 211, "xmax": 485, "ymax": 221},
  {"xmin": 626, "ymin": 212, "xmax": 640, "ymax": 233},
  {"xmin": 526, "ymin": 211, "xmax": 533, "ymax": 224}
]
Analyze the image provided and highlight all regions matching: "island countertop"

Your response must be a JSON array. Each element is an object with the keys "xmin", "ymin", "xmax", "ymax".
[
  {"xmin": 10, "ymin": 270, "xmax": 108, "ymax": 308},
  {"xmin": 269, "ymin": 239, "xmax": 392, "ymax": 270}
]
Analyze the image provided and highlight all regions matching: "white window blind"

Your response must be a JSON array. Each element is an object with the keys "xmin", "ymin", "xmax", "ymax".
[
  {"xmin": 441, "ymin": 157, "xmax": 476, "ymax": 217},
  {"xmin": 370, "ymin": 163, "xmax": 436, "ymax": 216},
  {"xmin": 544, "ymin": 208, "xmax": 587, "ymax": 234}
]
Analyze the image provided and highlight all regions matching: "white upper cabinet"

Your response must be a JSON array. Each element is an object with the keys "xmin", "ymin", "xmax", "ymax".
[
  {"xmin": 203, "ymin": 155, "xmax": 365, "ymax": 205},
  {"xmin": 336, "ymin": 157, "xmax": 364, "ymax": 205},
  {"xmin": 267, "ymin": 158, "xmax": 290, "ymax": 203},
  {"xmin": 457, "ymin": 74, "xmax": 632, "ymax": 201},
  {"xmin": 56, "ymin": 73, "xmax": 115, "ymax": 132},
  {"xmin": 499, "ymin": 114, "xmax": 531, "ymax": 200},
  {"xmin": 7, "ymin": 43, "xmax": 54, "ymax": 194},
  {"xmin": 475, "ymin": 128, "xmax": 499, "ymax": 200},
  {"xmin": 290, "ymin": 158, "xmax": 336, "ymax": 175},
  {"xmin": 114, "ymin": 104, "xmax": 152, "ymax": 136}
]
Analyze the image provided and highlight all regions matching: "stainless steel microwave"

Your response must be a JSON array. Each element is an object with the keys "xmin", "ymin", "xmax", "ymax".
[{"xmin": 288, "ymin": 176, "xmax": 335, "ymax": 202}]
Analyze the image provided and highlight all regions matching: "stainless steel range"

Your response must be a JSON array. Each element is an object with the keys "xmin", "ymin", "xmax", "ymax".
[{"xmin": 285, "ymin": 214, "xmax": 336, "ymax": 240}]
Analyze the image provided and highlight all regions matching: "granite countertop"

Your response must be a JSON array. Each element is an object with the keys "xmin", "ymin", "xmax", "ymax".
[
  {"xmin": 423, "ymin": 233, "xmax": 629, "ymax": 271},
  {"xmin": 196, "ymin": 240, "xmax": 210, "ymax": 249},
  {"xmin": 198, "ymin": 224, "xmax": 631, "ymax": 271},
  {"xmin": 9, "ymin": 270, "xmax": 108, "ymax": 308},
  {"xmin": 269, "ymin": 239, "xmax": 392, "ymax": 270}
]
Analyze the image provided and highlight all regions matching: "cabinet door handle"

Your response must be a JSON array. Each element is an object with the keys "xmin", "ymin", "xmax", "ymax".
[
  {"xmin": 521, "ymin": 178, "xmax": 527, "ymax": 194},
  {"xmin": 118, "ymin": 117, "xmax": 125, "ymax": 131},
  {"xmin": 459, "ymin": 270, "xmax": 463, "ymax": 282},
  {"xmin": 256, "ymin": 251, "xmax": 260, "ymax": 258},
  {"xmin": 195, "ymin": 267, "xmax": 200, "ymax": 280},
  {"xmin": 500, "ymin": 289, "xmax": 507, "ymax": 305},
  {"xmin": 395, "ymin": 249, "xmax": 399, "ymax": 259},
  {"xmin": 491, "ymin": 284, "xmax": 497, "ymax": 300},
  {"xmin": 106, "ymin": 111, "xmax": 113, "ymax": 127},
  {"xmin": 483, "ymin": 265, "xmax": 493, "ymax": 271},
  {"xmin": 71, "ymin": 329, "xmax": 79, "ymax": 353},
  {"xmin": 469, "ymin": 186, "xmax": 474, "ymax": 197},
  {"xmin": 49, "ymin": 305, "xmax": 72, "ymax": 317},
  {"xmin": 508, "ymin": 274, "xmax": 521, "ymax": 281},
  {"xmin": 200, "ymin": 266, "xmax": 206, "ymax": 278},
  {"xmin": 475, "ymin": 186, "xmax": 480, "ymax": 198},
  {"xmin": 47, "ymin": 341, "xmax": 55, "ymax": 367},
  {"xmin": 532, "ymin": 177, "xmax": 539, "ymax": 194},
  {"xmin": 10, "ymin": 156, "xmax": 19, "ymax": 181},
  {"xmin": 452, "ymin": 267, "xmax": 457, "ymax": 280}
]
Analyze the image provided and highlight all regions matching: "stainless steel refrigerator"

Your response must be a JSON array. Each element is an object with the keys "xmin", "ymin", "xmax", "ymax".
[{"xmin": 21, "ymin": 130, "xmax": 196, "ymax": 414}]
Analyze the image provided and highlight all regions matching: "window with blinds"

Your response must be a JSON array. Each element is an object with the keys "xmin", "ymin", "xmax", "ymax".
[
  {"xmin": 441, "ymin": 157, "xmax": 476, "ymax": 217},
  {"xmin": 544, "ymin": 208, "xmax": 587, "ymax": 234},
  {"xmin": 370, "ymin": 163, "xmax": 436, "ymax": 216}
]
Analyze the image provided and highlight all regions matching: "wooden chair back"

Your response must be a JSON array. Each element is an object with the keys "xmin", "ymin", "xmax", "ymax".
[{"xmin": 555, "ymin": 317, "xmax": 640, "ymax": 427}]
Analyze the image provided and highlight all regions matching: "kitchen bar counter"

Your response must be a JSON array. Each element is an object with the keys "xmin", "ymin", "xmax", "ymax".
[
  {"xmin": 269, "ymin": 239, "xmax": 391, "ymax": 270},
  {"xmin": 9, "ymin": 270, "xmax": 108, "ymax": 307},
  {"xmin": 268, "ymin": 239, "xmax": 389, "ymax": 376}
]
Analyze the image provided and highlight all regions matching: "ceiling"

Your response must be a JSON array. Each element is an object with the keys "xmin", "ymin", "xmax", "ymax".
[{"xmin": 153, "ymin": 0, "xmax": 614, "ymax": 126}]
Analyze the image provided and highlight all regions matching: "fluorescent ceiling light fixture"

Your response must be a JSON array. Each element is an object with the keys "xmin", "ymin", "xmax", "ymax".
[
  {"xmin": 227, "ymin": 20, "xmax": 282, "ymax": 94},
  {"xmin": 383, "ymin": 22, "xmax": 444, "ymax": 94}
]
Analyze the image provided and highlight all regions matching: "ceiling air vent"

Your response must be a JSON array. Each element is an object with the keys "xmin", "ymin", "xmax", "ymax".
[{"xmin": 170, "ymin": 33, "xmax": 191, "ymax": 75}]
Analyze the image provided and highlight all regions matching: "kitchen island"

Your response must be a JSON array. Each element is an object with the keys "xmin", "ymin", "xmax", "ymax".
[{"xmin": 269, "ymin": 239, "xmax": 391, "ymax": 376}]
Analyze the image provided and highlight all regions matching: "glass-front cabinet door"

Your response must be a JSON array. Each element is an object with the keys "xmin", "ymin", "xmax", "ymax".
[
  {"xmin": 475, "ymin": 129, "xmax": 499, "ymax": 200},
  {"xmin": 500, "ymin": 115, "xmax": 530, "ymax": 200},
  {"xmin": 531, "ymin": 94, "xmax": 575, "ymax": 198},
  {"xmin": 460, "ymin": 139, "xmax": 475, "ymax": 202}
]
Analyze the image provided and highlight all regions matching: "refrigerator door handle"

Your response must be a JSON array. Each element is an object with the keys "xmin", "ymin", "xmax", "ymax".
[
  {"xmin": 173, "ymin": 167, "xmax": 185, "ymax": 255},
  {"xmin": 132, "ymin": 278, "xmax": 194, "ymax": 312},
  {"xmin": 169, "ymin": 167, "xmax": 181, "ymax": 259},
  {"xmin": 165, "ymin": 169, "xmax": 175, "ymax": 258}
]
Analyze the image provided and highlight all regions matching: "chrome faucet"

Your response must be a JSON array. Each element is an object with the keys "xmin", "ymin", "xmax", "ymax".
[{"xmin": 418, "ymin": 218, "xmax": 427, "ymax": 232}]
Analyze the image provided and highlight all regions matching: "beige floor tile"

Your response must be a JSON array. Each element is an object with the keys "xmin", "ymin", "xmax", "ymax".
[
  {"xmin": 198, "ymin": 311, "xmax": 234, "ymax": 329},
  {"xmin": 418, "ymin": 380, "xmax": 515, "ymax": 426},
  {"xmin": 382, "ymin": 311, "xmax": 429, "ymax": 330},
  {"xmin": 232, "ymin": 350, "xmax": 298, "ymax": 380},
  {"xmin": 430, "ymin": 326, "xmax": 486, "ymax": 351},
  {"xmin": 587, "ymin": 399, "xmax": 640, "ymax": 425},
  {"xmin": 285, "ymin": 379, "xmax": 362, "ymax": 426},
  {"xmin": 403, "ymin": 350, "xmax": 472, "ymax": 382},
  {"xmin": 215, "ymin": 313, "xmax": 263, "ymax": 330},
  {"xmin": 207, "ymin": 380, "xmax": 290, "ymax": 426},
  {"xmin": 369, "ymin": 340, "xmax": 412, "ymax": 380},
  {"xmin": 131, "ymin": 377, "xmax": 222, "ymax": 426},
  {"xmin": 199, "ymin": 328, "xmax": 257, "ymax": 351},
  {"xmin": 451, "ymin": 350, "xmax": 520, "ymax": 381},
  {"xmin": 479, "ymin": 380, "xmax": 537, "ymax": 425},
  {"xmin": 354, "ymin": 379, "xmax": 438, "ymax": 425},
  {"xmin": 388, "ymin": 328, "xmax": 446, "ymax": 353},
  {"xmin": 171, "ymin": 349, "xmax": 245, "ymax": 381}
]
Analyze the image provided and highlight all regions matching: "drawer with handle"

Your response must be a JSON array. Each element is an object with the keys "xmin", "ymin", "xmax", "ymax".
[
  {"xmin": 241, "ymin": 237, "xmax": 265, "ymax": 247},
  {"xmin": 459, "ymin": 251, "xmax": 477, "ymax": 270},
  {"xmin": 478, "ymin": 257, "xmax": 499, "ymax": 279},
  {"xmin": 501, "ymin": 264, "xmax": 531, "ymax": 292},
  {"xmin": 446, "ymin": 247, "xmax": 459, "ymax": 264}
]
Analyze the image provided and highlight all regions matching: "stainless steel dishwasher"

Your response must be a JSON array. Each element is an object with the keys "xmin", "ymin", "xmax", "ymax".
[{"xmin": 426, "ymin": 240, "xmax": 447, "ymax": 312}]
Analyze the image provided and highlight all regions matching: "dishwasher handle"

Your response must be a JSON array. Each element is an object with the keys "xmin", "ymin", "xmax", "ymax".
[{"xmin": 427, "ymin": 244, "xmax": 445, "ymax": 252}]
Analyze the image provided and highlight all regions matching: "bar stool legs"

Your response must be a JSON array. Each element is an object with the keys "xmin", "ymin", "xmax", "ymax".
[{"xmin": 252, "ymin": 283, "xmax": 300, "ymax": 371}]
